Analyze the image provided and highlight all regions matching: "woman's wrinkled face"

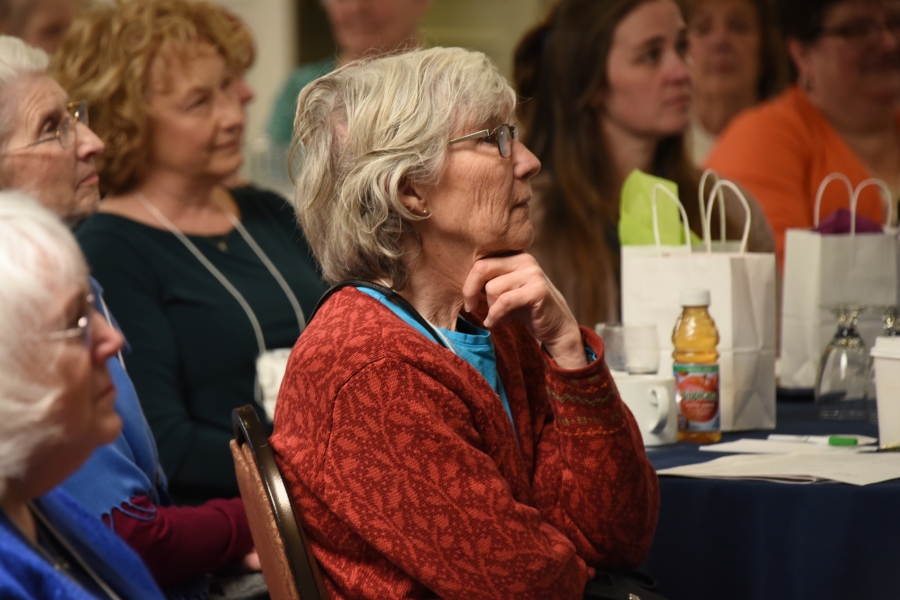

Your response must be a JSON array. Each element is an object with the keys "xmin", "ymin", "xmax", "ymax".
[
  {"xmin": 146, "ymin": 44, "xmax": 245, "ymax": 184},
  {"xmin": 799, "ymin": 0, "xmax": 900, "ymax": 104},
  {"xmin": 688, "ymin": 0, "xmax": 762, "ymax": 99},
  {"xmin": 0, "ymin": 76, "xmax": 104, "ymax": 225},
  {"xmin": 27, "ymin": 283, "xmax": 123, "ymax": 486},
  {"xmin": 416, "ymin": 118, "xmax": 541, "ymax": 261},
  {"xmin": 600, "ymin": 0, "xmax": 692, "ymax": 140}
]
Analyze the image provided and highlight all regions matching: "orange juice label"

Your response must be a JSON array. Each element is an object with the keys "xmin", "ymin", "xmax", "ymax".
[{"xmin": 674, "ymin": 363, "xmax": 720, "ymax": 432}]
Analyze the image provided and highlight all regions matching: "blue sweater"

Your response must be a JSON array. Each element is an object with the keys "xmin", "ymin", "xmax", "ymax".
[{"xmin": 0, "ymin": 488, "xmax": 164, "ymax": 599}]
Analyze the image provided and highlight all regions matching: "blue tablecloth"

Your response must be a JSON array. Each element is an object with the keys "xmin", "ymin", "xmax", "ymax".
[{"xmin": 640, "ymin": 400, "xmax": 899, "ymax": 600}]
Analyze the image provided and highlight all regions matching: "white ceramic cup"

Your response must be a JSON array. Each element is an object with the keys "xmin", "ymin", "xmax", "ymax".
[
  {"xmin": 612, "ymin": 372, "xmax": 677, "ymax": 446},
  {"xmin": 870, "ymin": 337, "xmax": 900, "ymax": 446}
]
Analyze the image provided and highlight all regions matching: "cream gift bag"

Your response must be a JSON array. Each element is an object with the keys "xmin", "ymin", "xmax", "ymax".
[
  {"xmin": 780, "ymin": 175, "xmax": 898, "ymax": 388},
  {"xmin": 621, "ymin": 181, "xmax": 777, "ymax": 431}
]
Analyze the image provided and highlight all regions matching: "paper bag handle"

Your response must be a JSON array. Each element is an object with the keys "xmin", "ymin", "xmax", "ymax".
[
  {"xmin": 651, "ymin": 183, "xmax": 692, "ymax": 254},
  {"xmin": 705, "ymin": 180, "xmax": 751, "ymax": 254},
  {"xmin": 852, "ymin": 178, "xmax": 894, "ymax": 233},
  {"xmin": 698, "ymin": 168, "xmax": 727, "ymax": 244},
  {"xmin": 813, "ymin": 172, "xmax": 853, "ymax": 227}
]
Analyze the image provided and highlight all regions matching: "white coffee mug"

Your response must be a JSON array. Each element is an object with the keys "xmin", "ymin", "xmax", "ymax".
[
  {"xmin": 870, "ymin": 337, "xmax": 900, "ymax": 446},
  {"xmin": 612, "ymin": 372, "xmax": 677, "ymax": 446}
]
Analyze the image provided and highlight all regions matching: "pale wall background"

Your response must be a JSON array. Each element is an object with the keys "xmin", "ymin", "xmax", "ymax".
[{"xmin": 217, "ymin": 0, "xmax": 556, "ymax": 144}]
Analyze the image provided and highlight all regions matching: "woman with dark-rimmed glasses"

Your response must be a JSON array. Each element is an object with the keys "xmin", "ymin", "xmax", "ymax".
[
  {"xmin": 271, "ymin": 46, "xmax": 659, "ymax": 600},
  {"xmin": 707, "ymin": 0, "xmax": 900, "ymax": 267}
]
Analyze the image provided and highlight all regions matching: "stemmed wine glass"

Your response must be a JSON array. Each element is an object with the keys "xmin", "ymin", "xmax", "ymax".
[{"xmin": 815, "ymin": 305, "xmax": 869, "ymax": 420}]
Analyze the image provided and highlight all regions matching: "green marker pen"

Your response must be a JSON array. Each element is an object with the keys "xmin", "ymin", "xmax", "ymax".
[{"xmin": 767, "ymin": 434, "xmax": 858, "ymax": 446}]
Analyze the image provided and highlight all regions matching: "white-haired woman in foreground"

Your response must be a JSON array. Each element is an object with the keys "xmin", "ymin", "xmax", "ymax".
[
  {"xmin": 271, "ymin": 46, "xmax": 659, "ymax": 600},
  {"xmin": 0, "ymin": 193, "xmax": 165, "ymax": 599}
]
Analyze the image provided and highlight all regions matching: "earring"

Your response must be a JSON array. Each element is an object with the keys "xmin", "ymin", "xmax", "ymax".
[{"xmin": 420, "ymin": 208, "xmax": 429, "ymax": 217}]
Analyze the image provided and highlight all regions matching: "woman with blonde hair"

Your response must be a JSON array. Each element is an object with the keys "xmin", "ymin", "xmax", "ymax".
[{"xmin": 52, "ymin": 0, "xmax": 326, "ymax": 505}]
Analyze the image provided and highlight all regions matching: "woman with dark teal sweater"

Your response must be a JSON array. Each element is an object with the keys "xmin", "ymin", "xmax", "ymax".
[{"xmin": 54, "ymin": 0, "xmax": 326, "ymax": 505}]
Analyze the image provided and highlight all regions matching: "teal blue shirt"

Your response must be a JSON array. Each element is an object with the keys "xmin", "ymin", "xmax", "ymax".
[{"xmin": 266, "ymin": 57, "xmax": 337, "ymax": 145}]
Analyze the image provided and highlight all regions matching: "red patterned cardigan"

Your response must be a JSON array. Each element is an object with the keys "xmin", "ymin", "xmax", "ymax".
[{"xmin": 271, "ymin": 288, "xmax": 659, "ymax": 600}]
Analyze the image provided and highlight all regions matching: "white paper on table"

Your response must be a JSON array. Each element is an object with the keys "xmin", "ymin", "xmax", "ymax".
[
  {"xmin": 699, "ymin": 437, "xmax": 877, "ymax": 455},
  {"xmin": 656, "ymin": 452, "xmax": 900, "ymax": 485}
]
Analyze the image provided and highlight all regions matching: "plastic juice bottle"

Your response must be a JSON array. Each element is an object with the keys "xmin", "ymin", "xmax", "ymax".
[{"xmin": 672, "ymin": 289, "xmax": 721, "ymax": 443}]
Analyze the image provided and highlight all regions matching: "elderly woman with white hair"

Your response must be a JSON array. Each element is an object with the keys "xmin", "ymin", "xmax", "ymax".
[
  {"xmin": 0, "ymin": 34, "xmax": 261, "ymax": 598},
  {"xmin": 0, "ymin": 193, "xmax": 165, "ymax": 599},
  {"xmin": 271, "ymin": 46, "xmax": 659, "ymax": 600}
]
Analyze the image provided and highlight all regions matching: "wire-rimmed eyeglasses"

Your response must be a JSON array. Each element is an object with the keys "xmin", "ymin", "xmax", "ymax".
[
  {"xmin": 449, "ymin": 123, "xmax": 518, "ymax": 158},
  {"xmin": 3, "ymin": 100, "xmax": 88, "ymax": 154},
  {"xmin": 43, "ymin": 293, "xmax": 95, "ymax": 348},
  {"xmin": 820, "ymin": 15, "xmax": 900, "ymax": 48}
]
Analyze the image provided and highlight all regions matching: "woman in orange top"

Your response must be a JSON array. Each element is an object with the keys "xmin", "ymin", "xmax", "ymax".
[{"xmin": 706, "ymin": 0, "xmax": 899, "ymax": 267}]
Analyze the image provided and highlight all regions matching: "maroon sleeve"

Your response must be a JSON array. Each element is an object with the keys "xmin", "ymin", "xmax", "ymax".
[{"xmin": 106, "ymin": 495, "xmax": 254, "ymax": 587}]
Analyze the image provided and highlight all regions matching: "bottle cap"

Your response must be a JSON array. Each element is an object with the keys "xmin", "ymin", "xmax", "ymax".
[{"xmin": 680, "ymin": 289, "xmax": 710, "ymax": 307}]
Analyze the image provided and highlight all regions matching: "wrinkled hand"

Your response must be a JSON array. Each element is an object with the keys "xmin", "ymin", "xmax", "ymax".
[
  {"xmin": 241, "ymin": 550, "xmax": 261, "ymax": 572},
  {"xmin": 462, "ymin": 253, "xmax": 587, "ymax": 370}
]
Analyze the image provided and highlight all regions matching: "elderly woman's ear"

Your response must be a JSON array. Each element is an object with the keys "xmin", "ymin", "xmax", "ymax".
[{"xmin": 399, "ymin": 176, "xmax": 429, "ymax": 217}]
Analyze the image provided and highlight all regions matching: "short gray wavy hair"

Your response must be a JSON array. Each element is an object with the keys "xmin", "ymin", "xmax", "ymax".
[
  {"xmin": 290, "ymin": 46, "xmax": 516, "ymax": 288},
  {"xmin": 0, "ymin": 35, "xmax": 48, "ymax": 145},
  {"xmin": 0, "ymin": 192, "xmax": 88, "ymax": 497}
]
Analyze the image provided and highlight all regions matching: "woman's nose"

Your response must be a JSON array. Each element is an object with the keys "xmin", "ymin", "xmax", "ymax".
[
  {"xmin": 76, "ymin": 123, "xmax": 105, "ymax": 159},
  {"xmin": 514, "ymin": 141, "xmax": 541, "ymax": 181},
  {"xmin": 667, "ymin": 50, "xmax": 692, "ymax": 85},
  {"xmin": 90, "ymin": 312, "xmax": 124, "ymax": 364},
  {"xmin": 876, "ymin": 21, "xmax": 900, "ymax": 52},
  {"xmin": 233, "ymin": 77, "xmax": 255, "ymax": 107},
  {"xmin": 707, "ymin": 23, "xmax": 732, "ymax": 49},
  {"xmin": 220, "ymin": 92, "xmax": 246, "ymax": 131}
]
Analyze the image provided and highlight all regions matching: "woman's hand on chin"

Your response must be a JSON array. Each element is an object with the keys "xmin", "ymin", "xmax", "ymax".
[{"xmin": 462, "ymin": 252, "xmax": 587, "ymax": 370}]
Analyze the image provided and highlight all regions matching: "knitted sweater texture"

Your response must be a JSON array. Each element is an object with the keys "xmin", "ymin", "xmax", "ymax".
[{"xmin": 271, "ymin": 288, "xmax": 659, "ymax": 600}]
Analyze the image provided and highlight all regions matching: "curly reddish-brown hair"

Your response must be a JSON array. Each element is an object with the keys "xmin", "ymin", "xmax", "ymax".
[{"xmin": 49, "ymin": 0, "xmax": 255, "ymax": 195}]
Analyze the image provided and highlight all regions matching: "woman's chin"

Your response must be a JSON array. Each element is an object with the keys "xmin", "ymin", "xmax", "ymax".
[{"xmin": 97, "ymin": 412, "xmax": 123, "ymax": 446}]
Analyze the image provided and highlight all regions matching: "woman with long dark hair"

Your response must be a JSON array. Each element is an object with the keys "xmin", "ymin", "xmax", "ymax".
[{"xmin": 515, "ymin": 0, "xmax": 771, "ymax": 326}]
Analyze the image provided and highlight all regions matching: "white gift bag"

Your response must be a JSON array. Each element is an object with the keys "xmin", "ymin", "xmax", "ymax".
[
  {"xmin": 780, "ymin": 175, "xmax": 898, "ymax": 389},
  {"xmin": 622, "ymin": 181, "xmax": 778, "ymax": 431}
]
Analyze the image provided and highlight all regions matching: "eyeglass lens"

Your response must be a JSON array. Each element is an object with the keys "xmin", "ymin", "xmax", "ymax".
[
  {"xmin": 45, "ymin": 293, "xmax": 94, "ymax": 347},
  {"xmin": 76, "ymin": 314, "xmax": 92, "ymax": 347},
  {"xmin": 496, "ymin": 124, "xmax": 518, "ymax": 158},
  {"xmin": 71, "ymin": 100, "xmax": 88, "ymax": 127},
  {"xmin": 59, "ymin": 101, "xmax": 88, "ymax": 149},
  {"xmin": 825, "ymin": 16, "xmax": 900, "ymax": 45}
]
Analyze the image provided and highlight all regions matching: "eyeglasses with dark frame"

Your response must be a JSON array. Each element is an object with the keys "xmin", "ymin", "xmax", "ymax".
[
  {"xmin": 449, "ymin": 123, "xmax": 518, "ymax": 158},
  {"xmin": 43, "ymin": 292, "xmax": 95, "ymax": 348},
  {"xmin": 3, "ymin": 100, "xmax": 88, "ymax": 154},
  {"xmin": 820, "ymin": 15, "xmax": 900, "ymax": 47}
]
